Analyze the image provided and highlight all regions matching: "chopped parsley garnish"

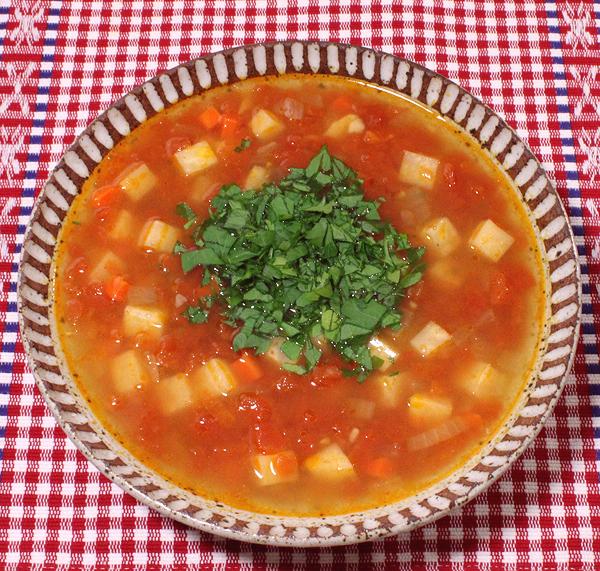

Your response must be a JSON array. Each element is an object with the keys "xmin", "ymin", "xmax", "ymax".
[
  {"xmin": 234, "ymin": 138, "xmax": 252, "ymax": 153},
  {"xmin": 176, "ymin": 146, "xmax": 424, "ymax": 380}
]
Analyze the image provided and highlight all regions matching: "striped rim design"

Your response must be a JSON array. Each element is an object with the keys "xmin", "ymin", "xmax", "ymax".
[{"xmin": 17, "ymin": 41, "xmax": 581, "ymax": 547}]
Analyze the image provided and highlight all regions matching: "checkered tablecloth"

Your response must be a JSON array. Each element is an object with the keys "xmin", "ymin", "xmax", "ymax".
[{"xmin": 1, "ymin": 1, "xmax": 599, "ymax": 568}]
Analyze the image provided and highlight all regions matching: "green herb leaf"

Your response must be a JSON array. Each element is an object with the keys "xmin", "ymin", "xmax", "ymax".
[
  {"xmin": 234, "ymin": 138, "xmax": 252, "ymax": 153},
  {"xmin": 176, "ymin": 145, "xmax": 425, "ymax": 379}
]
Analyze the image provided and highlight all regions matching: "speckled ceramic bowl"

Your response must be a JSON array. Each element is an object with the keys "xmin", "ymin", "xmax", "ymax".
[{"xmin": 18, "ymin": 42, "xmax": 581, "ymax": 546}]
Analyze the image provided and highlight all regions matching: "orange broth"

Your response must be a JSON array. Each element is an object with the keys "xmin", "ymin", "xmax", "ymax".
[{"xmin": 53, "ymin": 75, "xmax": 547, "ymax": 516}]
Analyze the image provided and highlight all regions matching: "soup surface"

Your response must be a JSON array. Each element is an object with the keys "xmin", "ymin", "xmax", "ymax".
[{"xmin": 53, "ymin": 75, "xmax": 546, "ymax": 516}]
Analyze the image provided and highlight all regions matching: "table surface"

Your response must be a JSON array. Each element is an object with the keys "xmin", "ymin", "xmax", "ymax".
[{"xmin": 1, "ymin": 1, "xmax": 599, "ymax": 569}]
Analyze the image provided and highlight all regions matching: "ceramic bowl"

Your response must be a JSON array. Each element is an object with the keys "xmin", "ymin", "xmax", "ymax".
[{"xmin": 18, "ymin": 41, "xmax": 581, "ymax": 546}]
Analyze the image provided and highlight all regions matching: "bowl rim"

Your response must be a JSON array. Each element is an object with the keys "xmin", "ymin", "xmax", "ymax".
[{"xmin": 17, "ymin": 40, "xmax": 582, "ymax": 546}]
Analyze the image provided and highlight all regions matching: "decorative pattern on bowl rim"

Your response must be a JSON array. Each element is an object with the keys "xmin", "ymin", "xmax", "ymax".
[{"xmin": 17, "ymin": 41, "xmax": 581, "ymax": 547}]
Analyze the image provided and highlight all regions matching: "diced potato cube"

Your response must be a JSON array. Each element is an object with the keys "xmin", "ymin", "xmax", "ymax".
[
  {"xmin": 303, "ymin": 443, "xmax": 355, "ymax": 481},
  {"xmin": 399, "ymin": 150, "xmax": 439, "ymax": 190},
  {"xmin": 325, "ymin": 113, "xmax": 366, "ymax": 138},
  {"xmin": 408, "ymin": 392, "xmax": 453, "ymax": 425},
  {"xmin": 118, "ymin": 163, "xmax": 157, "ymax": 202},
  {"xmin": 138, "ymin": 219, "xmax": 180, "ymax": 253},
  {"xmin": 264, "ymin": 338, "xmax": 298, "ymax": 368},
  {"xmin": 420, "ymin": 217, "xmax": 460, "ymax": 257},
  {"xmin": 459, "ymin": 361, "xmax": 503, "ymax": 400},
  {"xmin": 192, "ymin": 358, "xmax": 236, "ymax": 397},
  {"xmin": 250, "ymin": 109, "xmax": 284, "ymax": 140},
  {"xmin": 368, "ymin": 336, "xmax": 398, "ymax": 371},
  {"xmin": 346, "ymin": 397, "xmax": 375, "ymax": 420},
  {"xmin": 88, "ymin": 251, "xmax": 124, "ymax": 283},
  {"xmin": 373, "ymin": 371, "xmax": 408, "ymax": 408},
  {"xmin": 410, "ymin": 321, "xmax": 451, "ymax": 357},
  {"xmin": 174, "ymin": 141, "xmax": 218, "ymax": 176},
  {"xmin": 158, "ymin": 373, "xmax": 194, "ymax": 414},
  {"xmin": 109, "ymin": 210, "xmax": 134, "ymax": 241},
  {"xmin": 252, "ymin": 450, "xmax": 299, "ymax": 486},
  {"xmin": 244, "ymin": 165, "xmax": 269, "ymax": 190},
  {"xmin": 469, "ymin": 219, "xmax": 515, "ymax": 262},
  {"xmin": 111, "ymin": 349, "xmax": 149, "ymax": 394},
  {"xmin": 123, "ymin": 305, "xmax": 165, "ymax": 338},
  {"xmin": 429, "ymin": 258, "xmax": 464, "ymax": 289}
]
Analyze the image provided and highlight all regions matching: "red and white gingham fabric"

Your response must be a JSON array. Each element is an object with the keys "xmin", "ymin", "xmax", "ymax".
[{"xmin": 1, "ymin": 1, "xmax": 599, "ymax": 569}]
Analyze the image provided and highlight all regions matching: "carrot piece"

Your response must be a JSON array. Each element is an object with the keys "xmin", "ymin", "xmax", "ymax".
[
  {"xmin": 274, "ymin": 451, "xmax": 298, "ymax": 478},
  {"xmin": 104, "ymin": 275, "xmax": 129, "ymax": 302},
  {"xmin": 199, "ymin": 106, "xmax": 222, "ymax": 130},
  {"xmin": 365, "ymin": 457, "xmax": 395, "ymax": 479},
  {"xmin": 489, "ymin": 271, "xmax": 510, "ymax": 305},
  {"xmin": 91, "ymin": 185, "xmax": 121, "ymax": 209},
  {"xmin": 331, "ymin": 95, "xmax": 353, "ymax": 114},
  {"xmin": 231, "ymin": 353, "xmax": 264, "ymax": 383},
  {"xmin": 220, "ymin": 115, "xmax": 239, "ymax": 139}
]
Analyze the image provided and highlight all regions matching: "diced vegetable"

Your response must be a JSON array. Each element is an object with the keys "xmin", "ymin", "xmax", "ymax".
[
  {"xmin": 230, "ymin": 354, "xmax": 263, "ymax": 383},
  {"xmin": 469, "ymin": 219, "xmax": 514, "ymax": 262},
  {"xmin": 346, "ymin": 397, "xmax": 375, "ymax": 420},
  {"xmin": 410, "ymin": 321, "xmax": 451, "ymax": 357},
  {"xmin": 192, "ymin": 358, "xmax": 236, "ymax": 397},
  {"xmin": 280, "ymin": 97, "xmax": 304, "ymax": 120},
  {"xmin": 138, "ymin": 219, "xmax": 180, "ymax": 253},
  {"xmin": 428, "ymin": 258, "xmax": 464, "ymax": 289},
  {"xmin": 407, "ymin": 416, "xmax": 469, "ymax": 451},
  {"xmin": 127, "ymin": 285, "xmax": 158, "ymax": 305},
  {"xmin": 91, "ymin": 184, "xmax": 121, "ymax": 209},
  {"xmin": 88, "ymin": 251, "xmax": 124, "ymax": 283},
  {"xmin": 157, "ymin": 373, "xmax": 194, "ymax": 415},
  {"xmin": 252, "ymin": 450, "xmax": 299, "ymax": 486},
  {"xmin": 398, "ymin": 150, "xmax": 439, "ymax": 190},
  {"xmin": 368, "ymin": 336, "xmax": 398, "ymax": 371},
  {"xmin": 111, "ymin": 349, "xmax": 149, "ymax": 394},
  {"xmin": 303, "ymin": 443, "xmax": 355, "ymax": 481},
  {"xmin": 408, "ymin": 392, "xmax": 453, "ymax": 425},
  {"xmin": 104, "ymin": 275, "xmax": 129, "ymax": 302},
  {"xmin": 458, "ymin": 361, "xmax": 503, "ymax": 400},
  {"xmin": 325, "ymin": 113, "xmax": 365, "ymax": 138},
  {"xmin": 419, "ymin": 217, "xmax": 460, "ymax": 257},
  {"xmin": 109, "ymin": 210, "xmax": 134, "ymax": 241},
  {"xmin": 373, "ymin": 371, "xmax": 408, "ymax": 408},
  {"xmin": 122, "ymin": 305, "xmax": 165, "ymax": 338},
  {"xmin": 365, "ymin": 457, "xmax": 395, "ymax": 479},
  {"xmin": 244, "ymin": 165, "xmax": 269, "ymax": 190},
  {"xmin": 199, "ymin": 106, "xmax": 222, "ymax": 130},
  {"xmin": 174, "ymin": 141, "xmax": 218, "ymax": 176},
  {"xmin": 264, "ymin": 337, "xmax": 298, "ymax": 368},
  {"xmin": 118, "ymin": 163, "xmax": 157, "ymax": 202},
  {"xmin": 250, "ymin": 109, "xmax": 284, "ymax": 140}
]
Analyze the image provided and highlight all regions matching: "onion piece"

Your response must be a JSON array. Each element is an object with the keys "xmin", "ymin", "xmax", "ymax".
[
  {"xmin": 175, "ymin": 293, "xmax": 188, "ymax": 308},
  {"xmin": 280, "ymin": 97, "xmax": 304, "ymax": 120},
  {"xmin": 127, "ymin": 285, "xmax": 158, "ymax": 305},
  {"xmin": 407, "ymin": 416, "xmax": 468, "ymax": 451}
]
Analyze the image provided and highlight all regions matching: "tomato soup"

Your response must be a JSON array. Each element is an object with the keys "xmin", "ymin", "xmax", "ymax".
[{"xmin": 53, "ymin": 75, "xmax": 547, "ymax": 516}]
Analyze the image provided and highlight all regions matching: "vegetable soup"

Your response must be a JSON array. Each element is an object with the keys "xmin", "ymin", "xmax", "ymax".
[{"xmin": 53, "ymin": 75, "xmax": 547, "ymax": 516}]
